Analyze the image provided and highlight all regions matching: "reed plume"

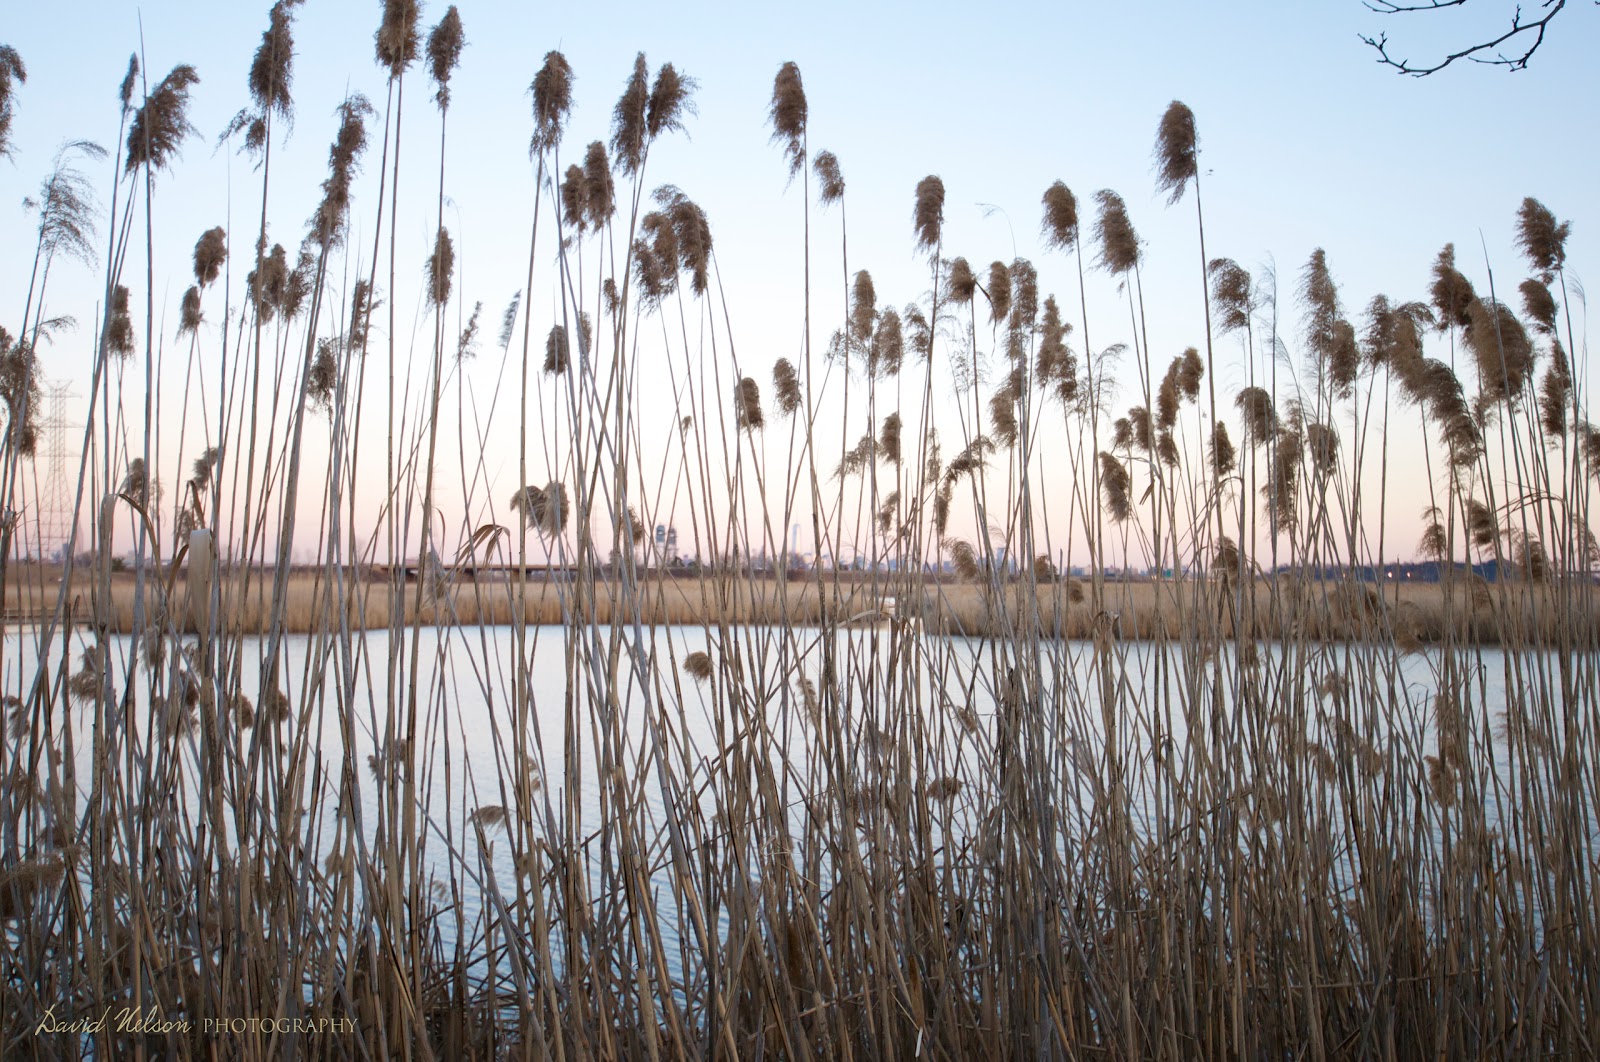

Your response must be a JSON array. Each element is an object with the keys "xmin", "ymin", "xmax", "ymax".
[
  {"xmin": 1156, "ymin": 363, "xmax": 1181, "ymax": 431},
  {"xmin": 946, "ymin": 258, "xmax": 976, "ymax": 304},
  {"xmin": 426, "ymin": 7, "xmax": 465, "ymax": 108},
  {"xmin": 813, "ymin": 150, "xmax": 844, "ymax": 205},
  {"xmin": 528, "ymin": 51, "xmax": 574, "ymax": 156},
  {"xmin": 1099, "ymin": 452, "xmax": 1132, "ymax": 522},
  {"xmin": 768, "ymin": 62, "xmax": 807, "ymax": 178},
  {"xmin": 1539, "ymin": 343, "xmax": 1570, "ymax": 437},
  {"xmin": 610, "ymin": 53, "xmax": 649, "ymax": 175},
  {"xmin": 125, "ymin": 66, "xmax": 201, "ymax": 174},
  {"xmin": 647, "ymin": 63, "xmax": 695, "ymax": 140},
  {"xmin": 1306, "ymin": 422, "xmax": 1339, "ymax": 475},
  {"xmin": 581, "ymin": 140, "xmax": 615, "ymax": 229},
  {"xmin": 1463, "ymin": 297, "xmax": 1534, "ymax": 401},
  {"xmin": 1041, "ymin": 181, "xmax": 1079, "ymax": 250},
  {"xmin": 1419, "ymin": 507, "xmax": 1448, "ymax": 560},
  {"xmin": 561, "ymin": 165, "xmax": 586, "ymax": 232},
  {"xmin": 737, "ymin": 377, "xmax": 764, "ymax": 431},
  {"xmin": 870, "ymin": 308, "xmax": 904, "ymax": 377},
  {"xmin": 28, "ymin": 141, "xmax": 105, "ymax": 269},
  {"xmin": 912, "ymin": 176, "xmax": 944, "ymax": 252},
  {"xmin": 985, "ymin": 261, "xmax": 1011, "ymax": 326},
  {"xmin": 496, "ymin": 291, "xmax": 522, "ymax": 351},
  {"xmin": 375, "ymin": 0, "xmax": 420, "ymax": 77},
  {"xmin": 772, "ymin": 358, "xmax": 801, "ymax": 417},
  {"xmin": 192, "ymin": 226, "xmax": 227, "ymax": 286},
  {"xmin": 121, "ymin": 457, "xmax": 148, "ymax": 500},
  {"xmin": 1208, "ymin": 258, "xmax": 1252, "ymax": 334},
  {"xmin": 310, "ymin": 95, "xmax": 374, "ymax": 250},
  {"xmin": 1430, "ymin": 244, "xmax": 1476, "ymax": 330},
  {"xmin": 1212, "ymin": 422, "xmax": 1235, "ymax": 477},
  {"xmin": 1519, "ymin": 278, "xmax": 1557, "ymax": 333},
  {"xmin": 849, "ymin": 270, "xmax": 876, "ymax": 346},
  {"xmin": 1300, "ymin": 249, "xmax": 1358, "ymax": 395},
  {"xmin": 545, "ymin": 314, "xmax": 591, "ymax": 370},
  {"xmin": 0, "ymin": 45, "xmax": 23, "ymax": 159},
  {"xmin": 1514, "ymin": 196, "xmax": 1569, "ymax": 280},
  {"xmin": 1515, "ymin": 533, "xmax": 1549, "ymax": 581},
  {"xmin": 683, "ymin": 651, "xmax": 713, "ymax": 682},
  {"xmin": 1467, "ymin": 499, "xmax": 1498, "ymax": 548},
  {"xmin": 178, "ymin": 287, "xmax": 203, "ymax": 337},
  {"xmin": 1153, "ymin": 100, "xmax": 1197, "ymax": 205},
  {"xmin": 426, "ymin": 226, "xmax": 454, "ymax": 306},
  {"xmin": 880, "ymin": 413, "xmax": 902, "ymax": 465},
  {"xmin": 1036, "ymin": 296, "xmax": 1078, "ymax": 403},
  {"xmin": 949, "ymin": 540, "xmax": 980, "ymax": 581},
  {"xmin": 1266, "ymin": 430, "xmax": 1300, "ymax": 535},
  {"xmin": 1092, "ymin": 190, "xmax": 1140, "ymax": 274},
  {"xmin": 249, "ymin": 0, "xmax": 302, "ymax": 124},
  {"xmin": 515, "ymin": 482, "xmax": 568, "ymax": 538},
  {"xmin": 307, "ymin": 340, "xmax": 338, "ymax": 409},
  {"xmin": 107, "ymin": 285, "xmax": 135, "ymax": 358},
  {"xmin": 0, "ymin": 334, "xmax": 40, "ymax": 455},
  {"xmin": 455, "ymin": 301, "xmax": 481, "ymax": 361},
  {"xmin": 656, "ymin": 186, "xmax": 712, "ymax": 295},
  {"xmin": 990, "ymin": 389, "xmax": 1019, "ymax": 446},
  {"xmin": 1008, "ymin": 258, "xmax": 1038, "ymax": 335}
]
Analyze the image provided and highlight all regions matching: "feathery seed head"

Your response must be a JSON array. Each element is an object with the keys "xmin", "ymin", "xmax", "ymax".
[
  {"xmin": 1518, "ymin": 277, "xmax": 1557, "ymax": 334},
  {"xmin": 1041, "ymin": 181, "xmax": 1079, "ymax": 250},
  {"xmin": 426, "ymin": 226, "xmax": 454, "ymax": 307},
  {"xmin": 768, "ymin": 62, "xmax": 807, "ymax": 178},
  {"xmin": 1430, "ymin": 244, "xmax": 1476, "ymax": 331},
  {"xmin": 1153, "ymin": 100, "xmax": 1198, "ymax": 205},
  {"xmin": 647, "ymin": 62, "xmax": 695, "ymax": 140},
  {"xmin": 1463, "ymin": 297, "xmax": 1534, "ymax": 402},
  {"xmin": 1093, "ymin": 190, "xmax": 1140, "ymax": 274},
  {"xmin": 946, "ymin": 257, "xmax": 976, "ymax": 304},
  {"xmin": 581, "ymin": 140, "xmax": 616, "ymax": 228},
  {"xmin": 737, "ymin": 377, "xmax": 764, "ymax": 432},
  {"xmin": 772, "ymin": 358, "xmax": 801, "ymax": 417},
  {"xmin": 125, "ymin": 65, "xmax": 201, "ymax": 175},
  {"xmin": 178, "ymin": 286, "xmax": 203, "ymax": 337},
  {"xmin": 912, "ymin": 175, "xmax": 945, "ymax": 253},
  {"xmin": 1008, "ymin": 258, "xmax": 1038, "ymax": 334},
  {"xmin": 813, "ymin": 150, "xmax": 844, "ymax": 205},
  {"xmin": 683, "ymin": 651, "xmax": 713, "ymax": 682},
  {"xmin": 610, "ymin": 53, "xmax": 650, "ymax": 176},
  {"xmin": 1208, "ymin": 258, "xmax": 1252, "ymax": 334},
  {"xmin": 426, "ymin": 7, "xmax": 466, "ymax": 108},
  {"xmin": 1099, "ymin": 453, "xmax": 1132, "ymax": 522},
  {"xmin": 249, "ymin": 0, "xmax": 303, "ymax": 121},
  {"xmin": 193, "ymin": 227, "xmax": 227, "ymax": 287},
  {"xmin": 1212, "ymin": 422, "xmax": 1235, "ymax": 478},
  {"xmin": 0, "ymin": 46, "xmax": 25, "ymax": 158},
  {"xmin": 107, "ymin": 285, "xmax": 136, "ymax": 358},
  {"xmin": 986, "ymin": 261, "xmax": 1011, "ymax": 327},
  {"xmin": 529, "ymin": 51, "xmax": 574, "ymax": 156},
  {"xmin": 1514, "ymin": 197, "xmax": 1569, "ymax": 280},
  {"xmin": 375, "ymin": 0, "xmax": 421, "ymax": 77}
]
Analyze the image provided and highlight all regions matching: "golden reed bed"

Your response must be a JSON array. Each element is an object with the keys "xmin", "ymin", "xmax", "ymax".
[{"xmin": 10, "ymin": 568, "xmax": 1595, "ymax": 646}]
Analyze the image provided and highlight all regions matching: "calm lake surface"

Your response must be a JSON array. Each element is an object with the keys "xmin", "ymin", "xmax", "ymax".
[{"xmin": 5, "ymin": 621, "xmax": 1586, "ymax": 970}]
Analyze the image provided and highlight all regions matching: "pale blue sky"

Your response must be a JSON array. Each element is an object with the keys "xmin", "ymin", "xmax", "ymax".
[{"xmin": 2, "ymin": 1, "xmax": 1594, "ymax": 564}]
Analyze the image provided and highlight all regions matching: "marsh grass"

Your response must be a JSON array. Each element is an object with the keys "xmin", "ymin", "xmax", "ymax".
[{"xmin": 0, "ymin": 21, "xmax": 1597, "ymax": 1062}]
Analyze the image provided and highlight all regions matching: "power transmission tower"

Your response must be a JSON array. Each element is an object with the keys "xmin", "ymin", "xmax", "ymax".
[{"xmin": 39, "ymin": 383, "xmax": 77, "ymax": 561}]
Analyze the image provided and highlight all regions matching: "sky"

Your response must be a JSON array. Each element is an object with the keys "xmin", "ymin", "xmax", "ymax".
[{"xmin": 2, "ymin": 0, "xmax": 1595, "ymax": 569}]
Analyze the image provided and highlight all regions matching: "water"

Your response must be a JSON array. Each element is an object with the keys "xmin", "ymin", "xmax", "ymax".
[{"xmin": 5, "ymin": 620, "xmax": 1592, "ymax": 985}]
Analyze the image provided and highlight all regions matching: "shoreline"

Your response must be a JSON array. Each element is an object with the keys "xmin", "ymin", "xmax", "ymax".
[{"xmin": 7, "ymin": 569, "xmax": 1596, "ymax": 646}]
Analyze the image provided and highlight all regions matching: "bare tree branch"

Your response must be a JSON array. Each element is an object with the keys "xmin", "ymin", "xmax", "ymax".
[{"xmin": 1360, "ymin": 0, "xmax": 1582, "ymax": 75}]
